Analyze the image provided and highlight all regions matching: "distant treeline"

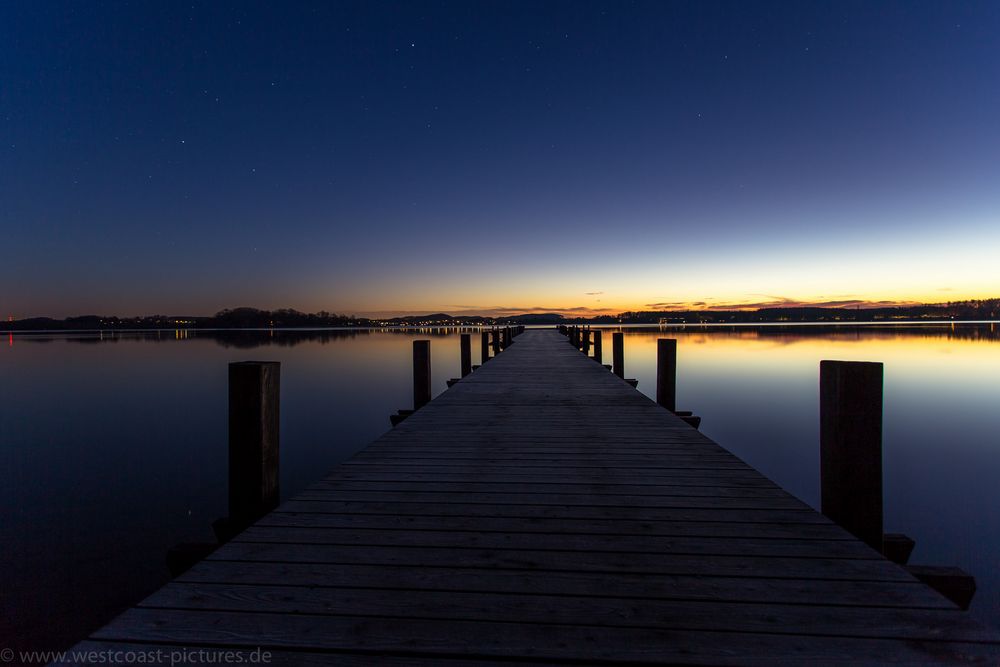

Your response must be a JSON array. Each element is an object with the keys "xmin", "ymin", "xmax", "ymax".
[
  {"xmin": 612, "ymin": 299, "xmax": 1000, "ymax": 324},
  {"xmin": 2, "ymin": 307, "xmax": 514, "ymax": 331},
  {"xmin": 4, "ymin": 300, "xmax": 999, "ymax": 331}
]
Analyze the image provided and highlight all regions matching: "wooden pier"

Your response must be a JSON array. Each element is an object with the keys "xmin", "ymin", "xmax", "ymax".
[{"xmin": 68, "ymin": 329, "xmax": 999, "ymax": 664}]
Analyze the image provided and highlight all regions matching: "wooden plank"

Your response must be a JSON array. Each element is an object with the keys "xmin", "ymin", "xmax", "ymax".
[
  {"xmin": 277, "ymin": 500, "xmax": 828, "ymax": 524},
  {"xmin": 259, "ymin": 511, "xmax": 853, "ymax": 539},
  {"xmin": 343, "ymin": 455, "xmax": 757, "ymax": 469},
  {"xmin": 303, "ymin": 478, "xmax": 785, "ymax": 493},
  {"xmin": 91, "ymin": 608, "xmax": 1000, "ymax": 664},
  {"xmin": 292, "ymin": 490, "xmax": 812, "ymax": 509},
  {"xmin": 328, "ymin": 464, "xmax": 771, "ymax": 479},
  {"xmin": 233, "ymin": 525, "xmax": 879, "ymax": 559},
  {"xmin": 139, "ymin": 582, "xmax": 996, "ymax": 642},
  {"xmin": 179, "ymin": 560, "xmax": 955, "ymax": 608},
  {"xmin": 208, "ymin": 542, "xmax": 915, "ymax": 581}
]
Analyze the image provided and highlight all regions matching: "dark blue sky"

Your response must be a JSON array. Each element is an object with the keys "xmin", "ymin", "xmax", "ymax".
[{"xmin": 2, "ymin": 1, "xmax": 998, "ymax": 317}]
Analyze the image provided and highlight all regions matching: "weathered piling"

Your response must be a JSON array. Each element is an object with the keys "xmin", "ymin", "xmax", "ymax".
[
  {"xmin": 612, "ymin": 332, "xmax": 624, "ymax": 378},
  {"xmin": 460, "ymin": 333, "xmax": 472, "ymax": 377},
  {"xmin": 820, "ymin": 360, "xmax": 883, "ymax": 551},
  {"xmin": 481, "ymin": 331, "xmax": 490, "ymax": 363},
  {"xmin": 492, "ymin": 328, "xmax": 501, "ymax": 355},
  {"xmin": 582, "ymin": 327, "xmax": 591, "ymax": 355},
  {"xmin": 593, "ymin": 330, "xmax": 603, "ymax": 363},
  {"xmin": 413, "ymin": 340, "xmax": 431, "ymax": 410},
  {"xmin": 656, "ymin": 338, "xmax": 677, "ymax": 411},
  {"xmin": 227, "ymin": 361, "xmax": 280, "ymax": 526}
]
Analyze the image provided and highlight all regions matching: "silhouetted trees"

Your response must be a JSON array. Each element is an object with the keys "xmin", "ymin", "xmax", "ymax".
[{"xmin": 4, "ymin": 299, "xmax": 998, "ymax": 331}]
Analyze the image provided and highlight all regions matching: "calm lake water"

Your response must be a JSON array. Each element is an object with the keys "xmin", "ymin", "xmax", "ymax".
[{"xmin": 2, "ymin": 323, "xmax": 999, "ymax": 649}]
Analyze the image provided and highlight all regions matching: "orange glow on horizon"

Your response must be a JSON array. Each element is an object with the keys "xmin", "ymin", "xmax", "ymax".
[{"xmin": 353, "ymin": 291, "xmax": 997, "ymax": 320}]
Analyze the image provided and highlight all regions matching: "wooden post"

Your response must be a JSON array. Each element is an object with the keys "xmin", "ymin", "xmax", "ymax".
[
  {"xmin": 492, "ymin": 328, "xmax": 501, "ymax": 355},
  {"xmin": 612, "ymin": 332, "xmax": 624, "ymax": 378},
  {"xmin": 228, "ymin": 361, "xmax": 280, "ymax": 526},
  {"xmin": 413, "ymin": 340, "xmax": 431, "ymax": 410},
  {"xmin": 481, "ymin": 331, "xmax": 490, "ymax": 363},
  {"xmin": 593, "ymin": 330, "xmax": 602, "ymax": 363},
  {"xmin": 460, "ymin": 333, "xmax": 471, "ymax": 377},
  {"xmin": 656, "ymin": 339, "xmax": 677, "ymax": 411},
  {"xmin": 820, "ymin": 360, "xmax": 883, "ymax": 552},
  {"xmin": 582, "ymin": 328, "xmax": 591, "ymax": 355}
]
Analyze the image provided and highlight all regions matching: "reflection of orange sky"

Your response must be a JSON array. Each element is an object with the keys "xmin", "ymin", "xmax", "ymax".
[{"xmin": 614, "ymin": 326, "xmax": 1000, "ymax": 381}]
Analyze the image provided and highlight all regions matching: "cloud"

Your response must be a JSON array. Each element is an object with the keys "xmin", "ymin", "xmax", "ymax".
[
  {"xmin": 646, "ymin": 301, "xmax": 705, "ymax": 308},
  {"xmin": 584, "ymin": 291, "xmax": 604, "ymax": 296},
  {"xmin": 702, "ymin": 297, "xmax": 923, "ymax": 311},
  {"xmin": 643, "ymin": 296, "xmax": 922, "ymax": 311}
]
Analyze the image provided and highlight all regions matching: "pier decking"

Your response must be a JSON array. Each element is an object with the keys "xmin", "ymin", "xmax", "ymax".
[{"xmin": 70, "ymin": 329, "xmax": 999, "ymax": 664}]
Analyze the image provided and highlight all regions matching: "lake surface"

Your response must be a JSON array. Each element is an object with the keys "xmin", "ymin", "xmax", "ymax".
[{"xmin": 2, "ymin": 323, "xmax": 999, "ymax": 649}]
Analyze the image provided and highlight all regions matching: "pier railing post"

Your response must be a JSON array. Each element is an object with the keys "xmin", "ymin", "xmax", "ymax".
[
  {"xmin": 413, "ymin": 340, "xmax": 431, "ymax": 410},
  {"xmin": 582, "ymin": 327, "xmax": 591, "ymax": 355},
  {"xmin": 460, "ymin": 333, "xmax": 471, "ymax": 377},
  {"xmin": 593, "ymin": 330, "xmax": 602, "ymax": 363},
  {"xmin": 481, "ymin": 331, "xmax": 490, "ymax": 363},
  {"xmin": 228, "ymin": 361, "xmax": 280, "ymax": 526},
  {"xmin": 656, "ymin": 339, "xmax": 677, "ymax": 411},
  {"xmin": 492, "ymin": 328, "xmax": 501, "ymax": 355},
  {"xmin": 612, "ymin": 332, "xmax": 624, "ymax": 378},
  {"xmin": 820, "ymin": 360, "xmax": 884, "ymax": 552}
]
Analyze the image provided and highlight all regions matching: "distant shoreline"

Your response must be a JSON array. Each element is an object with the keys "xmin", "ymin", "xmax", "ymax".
[
  {"xmin": 4, "ymin": 300, "xmax": 997, "ymax": 332},
  {"xmin": 4, "ymin": 320, "xmax": 998, "ymax": 335}
]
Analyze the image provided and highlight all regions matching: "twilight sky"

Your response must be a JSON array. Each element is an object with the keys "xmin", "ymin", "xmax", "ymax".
[{"xmin": 2, "ymin": 1, "xmax": 999, "ymax": 318}]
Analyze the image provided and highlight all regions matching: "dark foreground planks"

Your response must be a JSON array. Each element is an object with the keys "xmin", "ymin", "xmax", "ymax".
[{"xmin": 69, "ymin": 329, "xmax": 999, "ymax": 665}]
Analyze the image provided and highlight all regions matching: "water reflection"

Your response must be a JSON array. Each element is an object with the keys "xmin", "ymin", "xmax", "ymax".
[{"xmin": 1, "ymin": 324, "xmax": 998, "ymax": 651}]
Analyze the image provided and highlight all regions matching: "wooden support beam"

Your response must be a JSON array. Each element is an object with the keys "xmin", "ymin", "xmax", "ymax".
[
  {"xmin": 166, "ymin": 543, "xmax": 217, "ymax": 578},
  {"xmin": 492, "ymin": 328, "xmax": 501, "ymax": 355},
  {"xmin": 680, "ymin": 415, "xmax": 701, "ymax": 429},
  {"xmin": 883, "ymin": 533, "xmax": 916, "ymax": 565},
  {"xmin": 907, "ymin": 565, "xmax": 976, "ymax": 610},
  {"xmin": 228, "ymin": 361, "xmax": 280, "ymax": 526},
  {"xmin": 413, "ymin": 340, "xmax": 431, "ymax": 410},
  {"xmin": 593, "ymin": 330, "xmax": 602, "ymax": 364},
  {"xmin": 460, "ymin": 333, "xmax": 472, "ymax": 377},
  {"xmin": 656, "ymin": 338, "xmax": 677, "ymax": 412},
  {"xmin": 481, "ymin": 331, "xmax": 490, "ymax": 364},
  {"xmin": 820, "ymin": 360, "xmax": 884, "ymax": 552}
]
